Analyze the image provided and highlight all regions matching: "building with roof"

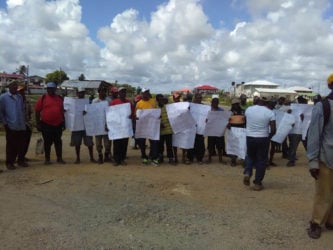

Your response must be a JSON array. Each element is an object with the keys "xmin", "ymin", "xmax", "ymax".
[
  {"xmin": 252, "ymin": 88, "xmax": 298, "ymax": 100},
  {"xmin": 60, "ymin": 80, "xmax": 113, "ymax": 96},
  {"xmin": 0, "ymin": 72, "xmax": 25, "ymax": 89},
  {"xmin": 235, "ymin": 80, "xmax": 279, "ymax": 97},
  {"xmin": 193, "ymin": 84, "xmax": 219, "ymax": 95}
]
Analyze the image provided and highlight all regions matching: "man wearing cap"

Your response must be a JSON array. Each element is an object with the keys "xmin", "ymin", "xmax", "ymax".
[
  {"xmin": 306, "ymin": 74, "xmax": 333, "ymax": 239},
  {"xmin": 35, "ymin": 82, "xmax": 66, "ymax": 165},
  {"xmin": 243, "ymin": 97, "xmax": 276, "ymax": 191},
  {"xmin": 0, "ymin": 81, "xmax": 27, "ymax": 170},
  {"xmin": 135, "ymin": 88, "xmax": 159, "ymax": 165},
  {"xmin": 70, "ymin": 87, "xmax": 96, "ymax": 164},
  {"xmin": 110, "ymin": 87, "xmax": 134, "ymax": 166}
]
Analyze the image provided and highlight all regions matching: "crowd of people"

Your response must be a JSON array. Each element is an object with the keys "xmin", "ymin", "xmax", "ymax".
[{"xmin": 0, "ymin": 75, "xmax": 333, "ymax": 239}]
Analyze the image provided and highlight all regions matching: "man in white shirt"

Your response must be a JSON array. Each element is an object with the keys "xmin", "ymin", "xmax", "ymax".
[{"xmin": 243, "ymin": 97, "xmax": 276, "ymax": 191}]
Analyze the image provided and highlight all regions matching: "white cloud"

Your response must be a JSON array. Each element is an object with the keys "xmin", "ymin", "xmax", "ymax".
[{"xmin": 0, "ymin": 0, "xmax": 333, "ymax": 94}]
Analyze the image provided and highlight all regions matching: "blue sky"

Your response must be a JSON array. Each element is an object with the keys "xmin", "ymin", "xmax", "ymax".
[{"xmin": 0, "ymin": 0, "xmax": 333, "ymax": 93}]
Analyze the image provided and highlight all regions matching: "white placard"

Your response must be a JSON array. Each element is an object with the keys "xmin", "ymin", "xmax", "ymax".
[
  {"xmin": 189, "ymin": 103, "xmax": 211, "ymax": 135},
  {"xmin": 172, "ymin": 126, "xmax": 196, "ymax": 149},
  {"xmin": 106, "ymin": 103, "xmax": 133, "ymax": 140},
  {"xmin": 84, "ymin": 101, "xmax": 109, "ymax": 136},
  {"xmin": 166, "ymin": 102, "xmax": 196, "ymax": 134},
  {"xmin": 204, "ymin": 110, "xmax": 232, "ymax": 137},
  {"xmin": 226, "ymin": 127, "xmax": 247, "ymax": 159},
  {"xmin": 271, "ymin": 113, "xmax": 295, "ymax": 143},
  {"xmin": 135, "ymin": 109, "xmax": 161, "ymax": 140},
  {"xmin": 64, "ymin": 97, "xmax": 89, "ymax": 131}
]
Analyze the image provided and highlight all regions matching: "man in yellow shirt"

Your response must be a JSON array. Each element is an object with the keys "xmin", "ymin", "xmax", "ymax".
[{"xmin": 135, "ymin": 88, "xmax": 159, "ymax": 165}]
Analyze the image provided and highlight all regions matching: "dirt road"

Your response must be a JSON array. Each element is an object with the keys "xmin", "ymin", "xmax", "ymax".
[{"xmin": 0, "ymin": 132, "xmax": 332, "ymax": 249}]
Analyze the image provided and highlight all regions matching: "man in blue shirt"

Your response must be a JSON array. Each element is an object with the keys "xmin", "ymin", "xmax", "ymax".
[{"xmin": 0, "ymin": 81, "xmax": 27, "ymax": 170}]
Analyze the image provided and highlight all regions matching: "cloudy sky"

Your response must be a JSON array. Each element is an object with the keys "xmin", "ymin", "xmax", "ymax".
[{"xmin": 0, "ymin": 0, "xmax": 333, "ymax": 93}]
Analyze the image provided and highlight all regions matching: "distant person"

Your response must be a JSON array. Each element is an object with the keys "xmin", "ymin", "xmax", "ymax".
[
  {"xmin": 0, "ymin": 81, "xmax": 27, "ymax": 170},
  {"xmin": 187, "ymin": 93, "xmax": 205, "ymax": 164},
  {"xmin": 135, "ymin": 88, "xmax": 159, "ymax": 165},
  {"xmin": 69, "ymin": 87, "xmax": 97, "ymax": 164},
  {"xmin": 228, "ymin": 98, "xmax": 246, "ymax": 166},
  {"xmin": 206, "ymin": 97, "xmax": 225, "ymax": 164},
  {"xmin": 243, "ymin": 97, "xmax": 276, "ymax": 191},
  {"xmin": 306, "ymin": 74, "xmax": 333, "ymax": 239},
  {"xmin": 156, "ymin": 94, "xmax": 175, "ymax": 165},
  {"xmin": 240, "ymin": 94, "xmax": 250, "ymax": 111},
  {"xmin": 92, "ymin": 87, "xmax": 112, "ymax": 164},
  {"xmin": 35, "ymin": 82, "xmax": 66, "ymax": 165},
  {"xmin": 17, "ymin": 85, "xmax": 33, "ymax": 162},
  {"xmin": 286, "ymin": 96, "xmax": 308, "ymax": 167},
  {"xmin": 110, "ymin": 87, "xmax": 133, "ymax": 166}
]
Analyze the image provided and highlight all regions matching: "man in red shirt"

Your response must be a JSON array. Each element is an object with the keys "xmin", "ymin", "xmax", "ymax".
[{"xmin": 35, "ymin": 82, "xmax": 66, "ymax": 165}]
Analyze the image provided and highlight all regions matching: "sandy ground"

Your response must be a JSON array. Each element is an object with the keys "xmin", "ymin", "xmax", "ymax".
[{"xmin": 0, "ymin": 131, "xmax": 332, "ymax": 249}]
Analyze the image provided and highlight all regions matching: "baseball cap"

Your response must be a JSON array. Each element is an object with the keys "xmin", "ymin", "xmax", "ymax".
[
  {"xmin": 141, "ymin": 88, "xmax": 149, "ymax": 93},
  {"xmin": 118, "ymin": 87, "xmax": 126, "ymax": 92},
  {"xmin": 46, "ymin": 82, "xmax": 57, "ymax": 88}
]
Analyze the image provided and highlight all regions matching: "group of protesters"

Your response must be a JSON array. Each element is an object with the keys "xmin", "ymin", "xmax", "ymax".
[{"xmin": 1, "ymin": 76, "xmax": 333, "ymax": 240}]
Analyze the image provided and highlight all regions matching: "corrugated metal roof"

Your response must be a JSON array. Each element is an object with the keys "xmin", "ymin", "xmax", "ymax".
[
  {"xmin": 254, "ymin": 88, "xmax": 297, "ymax": 94},
  {"xmin": 287, "ymin": 86, "xmax": 313, "ymax": 92},
  {"xmin": 60, "ymin": 80, "xmax": 111, "ymax": 89},
  {"xmin": 244, "ymin": 80, "xmax": 279, "ymax": 86}
]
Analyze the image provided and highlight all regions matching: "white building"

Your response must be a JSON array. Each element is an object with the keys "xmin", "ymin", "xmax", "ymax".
[{"xmin": 235, "ymin": 80, "xmax": 279, "ymax": 97}]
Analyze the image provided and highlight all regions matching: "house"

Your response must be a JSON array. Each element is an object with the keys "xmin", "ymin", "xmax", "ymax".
[
  {"xmin": 60, "ymin": 80, "xmax": 113, "ymax": 96},
  {"xmin": 0, "ymin": 72, "xmax": 25, "ymax": 89},
  {"xmin": 287, "ymin": 86, "xmax": 315, "ymax": 97},
  {"xmin": 252, "ymin": 88, "xmax": 297, "ymax": 100},
  {"xmin": 28, "ymin": 75, "xmax": 45, "ymax": 86},
  {"xmin": 193, "ymin": 84, "xmax": 219, "ymax": 95},
  {"xmin": 235, "ymin": 80, "xmax": 279, "ymax": 97}
]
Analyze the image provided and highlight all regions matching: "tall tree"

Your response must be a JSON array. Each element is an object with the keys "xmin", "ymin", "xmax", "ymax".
[
  {"xmin": 78, "ymin": 73, "xmax": 86, "ymax": 81},
  {"xmin": 16, "ymin": 65, "xmax": 28, "ymax": 76},
  {"xmin": 45, "ymin": 70, "xmax": 69, "ymax": 85}
]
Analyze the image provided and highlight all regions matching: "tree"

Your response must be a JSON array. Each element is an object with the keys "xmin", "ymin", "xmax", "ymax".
[
  {"xmin": 17, "ymin": 65, "xmax": 27, "ymax": 76},
  {"xmin": 78, "ymin": 73, "xmax": 86, "ymax": 81},
  {"xmin": 45, "ymin": 70, "xmax": 69, "ymax": 85}
]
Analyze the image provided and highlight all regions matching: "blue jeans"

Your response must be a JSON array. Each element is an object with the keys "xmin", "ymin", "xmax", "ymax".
[{"xmin": 244, "ymin": 136, "xmax": 270, "ymax": 185}]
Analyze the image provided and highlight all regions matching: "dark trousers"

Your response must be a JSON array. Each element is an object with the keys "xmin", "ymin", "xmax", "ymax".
[
  {"xmin": 5, "ymin": 127, "xmax": 25, "ymax": 165},
  {"xmin": 244, "ymin": 136, "xmax": 270, "ymax": 185},
  {"xmin": 288, "ymin": 134, "xmax": 302, "ymax": 162},
  {"xmin": 137, "ymin": 138, "xmax": 159, "ymax": 160},
  {"xmin": 187, "ymin": 134, "xmax": 205, "ymax": 162},
  {"xmin": 207, "ymin": 136, "xmax": 224, "ymax": 156},
  {"xmin": 113, "ymin": 138, "xmax": 128, "ymax": 164},
  {"xmin": 41, "ymin": 122, "xmax": 63, "ymax": 161},
  {"xmin": 159, "ymin": 134, "xmax": 174, "ymax": 160},
  {"xmin": 22, "ymin": 125, "xmax": 32, "ymax": 158}
]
